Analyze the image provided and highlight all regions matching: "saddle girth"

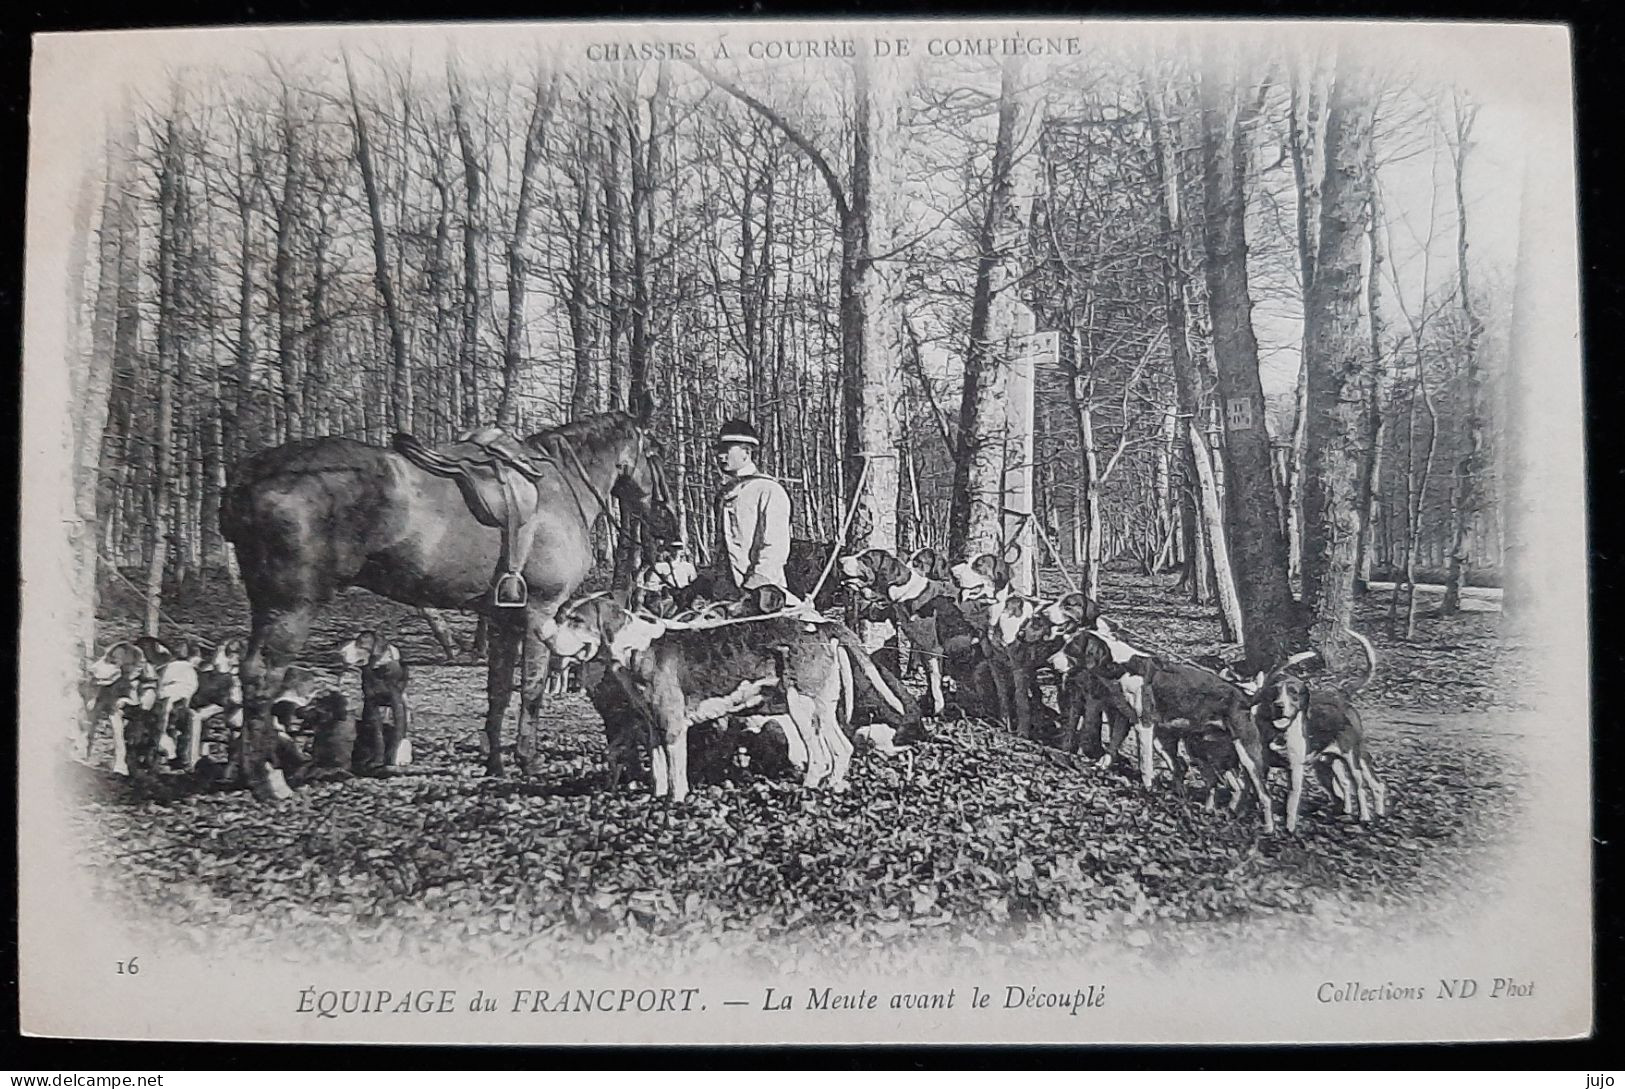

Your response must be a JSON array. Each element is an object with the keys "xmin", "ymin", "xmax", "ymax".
[{"xmin": 392, "ymin": 426, "xmax": 553, "ymax": 608}]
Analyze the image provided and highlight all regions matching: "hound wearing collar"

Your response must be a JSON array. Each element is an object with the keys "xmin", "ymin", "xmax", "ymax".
[
  {"xmin": 1252, "ymin": 633, "xmax": 1386, "ymax": 831},
  {"xmin": 547, "ymin": 594, "xmax": 866, "ymax": 801},
  {"xmin": 1086, "ymin": 620, "xmax": 1277, "ymax": 832},
  {"xmin": 950, "ymin": 544, "xmax": 1046, "ymax": 738},
  {"xmin": 338, "ymin": 631, "xmax": 412, "ymax": 768},
  {"xmin": 840, "ymin": 546, "xmax": 977, "ymax": 716},
  {"xmin": 1045, "ymin": 627, "xmax": 1137, "ymax": 759}
]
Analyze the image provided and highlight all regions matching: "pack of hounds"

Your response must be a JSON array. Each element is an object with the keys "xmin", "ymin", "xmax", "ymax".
[
  {"xmin": 82, "ymin": 540, "xmax": 1387, "ymax": 834},
  {"xmin": 81, "ymin": 631, "xmax": 410, "ymax": 789}
]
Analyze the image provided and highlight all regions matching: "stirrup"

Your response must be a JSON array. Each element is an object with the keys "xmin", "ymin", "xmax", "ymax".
[{"xmin": 494, "ymin": 572, "xmax": 529, "ymax": 608}]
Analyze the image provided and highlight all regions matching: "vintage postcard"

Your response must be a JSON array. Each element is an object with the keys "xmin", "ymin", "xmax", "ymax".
[{"xmin": 19, "ymin": 18, "xmax": 1589, "ymax": 1045}]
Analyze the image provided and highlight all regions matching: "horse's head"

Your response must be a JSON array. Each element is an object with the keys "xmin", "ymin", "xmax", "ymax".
[{"xmin": 611, "ymin": 393, "xmax": 680, "ymax": 542}]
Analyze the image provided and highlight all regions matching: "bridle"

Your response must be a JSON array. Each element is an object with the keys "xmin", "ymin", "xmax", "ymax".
[{"xmin": 542, "ymin": 424, "xmax": 674, "ymax": 543}]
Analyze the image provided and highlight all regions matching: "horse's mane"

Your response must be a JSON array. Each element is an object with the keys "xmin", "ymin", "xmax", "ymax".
[{"xmin": 524, "ymin": 411, "xmax": 638, "ymax": 458}]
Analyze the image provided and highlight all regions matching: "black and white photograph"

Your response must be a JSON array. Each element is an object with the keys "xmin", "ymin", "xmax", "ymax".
[{"xmin": 18, "ymin": 18, "xmax": 1589, "ymax": 1045}]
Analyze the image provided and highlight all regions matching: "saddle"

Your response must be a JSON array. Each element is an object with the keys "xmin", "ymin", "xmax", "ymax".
[{"xmin": 393, "ymin": 426, "xmax": 554, "ymax": 608}]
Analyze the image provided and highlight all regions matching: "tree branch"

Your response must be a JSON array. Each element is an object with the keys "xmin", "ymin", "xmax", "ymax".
[{"xmin": 683, "ymin": 59, "xmax": 849, "ymax": 222}]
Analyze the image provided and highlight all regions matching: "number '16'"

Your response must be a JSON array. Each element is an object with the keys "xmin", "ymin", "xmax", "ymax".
[{"xmin": 116, "ymin": 957, "xmax": 139, "ymax": 975}]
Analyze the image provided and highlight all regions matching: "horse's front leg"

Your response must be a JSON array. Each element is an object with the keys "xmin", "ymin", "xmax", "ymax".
[{"xmin": 481, "ymin": 617, "xmax": 523, "ymax": 777}]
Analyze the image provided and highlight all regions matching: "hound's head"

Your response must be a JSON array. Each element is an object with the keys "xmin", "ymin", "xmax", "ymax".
[
  {"xmin": 1088, "ymin": 617, "xmax": 1154, "ymax": 671},
  {"xmin": 950, "ymin": 542, "xmax": 1021, "ymax": 605},
  {"xmin": 1047, "ymin": 628, "xmax": 1115, "ymax": 677},
  {"xmin": 208, "ymin": 638, "xmax": 245, "ymax": 675},
  {"xmin": 643, "ymin": 542, "xmax": 699, "ymax": 592},
  {"xmin": 1041, "ymin": 592, "xmax": 1103, "ymax": 633},
  {"xmin": 134, "ymin": 636, "xmax": 179, "ymax": 668},
  {"xmin": 1252, "ymin": 650, "xmax": 1320, "ymax": 722},
  {"xmin": 1254, "ymin": 670, "xmax": 1310, "ymax": 726},
  {"xmin": 338, "ymin": 631, "xmax": 399, "ymax": 670},
  {"xmin": 88, "ymin": 641, "xmax": 147, "ymax": 686},
  {"xmin": 299, "ymin": 690, "xmax": 351, "ymax": 734},
  {"xmin": 547, "ymin": 593, "xmax": 667, "ymax": 667},
  {"xmin": 839, "ymin": 547, "xmax": 921, "ymax": 601},
  {"xmin": 907, "ymin": 547, "xmax": 954, "ymax": 583}
]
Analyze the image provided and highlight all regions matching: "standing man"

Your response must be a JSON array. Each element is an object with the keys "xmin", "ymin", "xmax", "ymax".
[{"xmin": 712, "ymin": 418, "xmax": 794, "ymax": 600}]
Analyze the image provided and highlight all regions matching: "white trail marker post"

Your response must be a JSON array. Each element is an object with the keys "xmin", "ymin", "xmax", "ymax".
[{"xmin": 1006, "ymin": 305, "xmax": 1058, "ymax": 597}]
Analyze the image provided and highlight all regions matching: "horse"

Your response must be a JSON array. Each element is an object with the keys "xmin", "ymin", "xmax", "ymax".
[{"xmin": 220, "ymin": 397, "xmax": 678, "ymax": 800}]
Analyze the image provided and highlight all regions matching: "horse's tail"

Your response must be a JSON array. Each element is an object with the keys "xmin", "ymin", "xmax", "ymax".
[{"xmin": 218, "ymin": 476, "xmax": 254, "ymax": 548}]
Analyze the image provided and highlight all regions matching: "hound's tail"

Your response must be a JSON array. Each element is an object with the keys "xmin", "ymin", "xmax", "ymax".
[{"xmin": 1344, "ymin": 626, "xmax": 1378, "ymax": 693}]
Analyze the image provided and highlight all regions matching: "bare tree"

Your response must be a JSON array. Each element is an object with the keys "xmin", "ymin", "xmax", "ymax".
[
  {"xmin": 347, "ymin": 55, "xmax": 412, "ymax": 432},
  {"xmin": 1441, "ymin": 94, "xmax": 1485, "ymax": 614},
  {"xmin": 1198, "ymin": 51, "xmax": 1304, "ymax": 666},
  {"xmin": 1146, "ymin": 73, "xmax": 1243, "ymax": 639},
  {"xmin": 1300, "ymin": 57, "xmax": 1377, "ymax": 665},
  {"xmin": 949, "ymin": 54, "xmax": 1027, "ymax": 558}
]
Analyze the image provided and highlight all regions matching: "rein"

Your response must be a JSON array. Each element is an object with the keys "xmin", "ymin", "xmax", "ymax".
[{"xmin": 544, "ymin": 426, "xmax": 666, "ymax": 545}]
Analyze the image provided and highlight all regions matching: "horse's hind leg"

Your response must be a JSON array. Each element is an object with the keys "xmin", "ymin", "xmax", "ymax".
[
  {"xmin": 481, "ymin": 618, "xmax": 523, "ymax": 777},
  {"xmin": 240, "ymin": 604, "xmax": 317, "ymax": 801}
]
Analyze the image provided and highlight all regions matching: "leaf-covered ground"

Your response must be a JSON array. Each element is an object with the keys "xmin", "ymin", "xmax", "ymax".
[{"xmin": 70, "ymin": 566, "xmax": 1528, "ymax": 973}]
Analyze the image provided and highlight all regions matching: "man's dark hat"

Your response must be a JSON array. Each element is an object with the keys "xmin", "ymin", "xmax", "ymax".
[{"xmin": 715, "ymin": 419, "xmax": 761, "ymax": 447}]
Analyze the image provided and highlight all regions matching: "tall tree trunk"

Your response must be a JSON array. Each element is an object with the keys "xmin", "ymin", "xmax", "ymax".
[
  {"xmin": 1398, "ymin": 343, "xmax": 1439, "ymax": 641},
  {"xmin": 231, "ymin": 189, "xmax": 257, "ymax": 465},
  {"xmin": 604, "ymin": 114, "xmax": 630, "ymax": 410},
  {"xmin": 145, "ymin": 120, "xmax": 183, "ymax": 635},
  {"xmin": 95, "ymin": 138, "xmax": 139, "ymax": 580},
  {"xmin": 348, "ymin": 57, "xmax": 411, "ymax": 433},
  {"xmin": 73, "ymin": 132, "xmax": 124, "ymax": 665},
  {"xmin": 449, "ymin": 64, "xmax": 484, "ymax": 428},
  {"xmin": 496, "ymin": 73, "xmax": 558, "ymax": 428},
  {"xmin": 1198, "ymin": 59, "xmax": 1303, "ymax": 667},
  {"xmin": 566, "ymin": 104, "xmax": 600, "ymax": 420},
  {"xmin": 1301, "ymin": 62, "xmax": 1376, "ymax": 666},
  {"xmin": 614, "ymin": 65, "xmax": 670, "ymax": 587},
  {"xmin": 1442, "ymin": 97, "xmax": 1485, "ymax": 615},
  {"xmin": 848, "ymin": 49, "xmax": 906, "ymax": 648},
  {"xmin": 1059, "ymin": 334, "xmax": 1105, "ymax": 601},
  {"xmin": 1147, "ymin": 77, "xmax": 1242, "ymax": 635},
  {"xmin": 950, "ymin": 55, "xmax": 1025, "ymax": 558},
  {"xmin": 1355, "ymin": 135, "xmax": 1387, "ymax": 594},
  {"xmin": 1286, "ymin": 67, "xmax": 1324, "ymax": 586},
  {"xmin": 271, "ymin": 104, "xmax": 304, "ymax": 442}
]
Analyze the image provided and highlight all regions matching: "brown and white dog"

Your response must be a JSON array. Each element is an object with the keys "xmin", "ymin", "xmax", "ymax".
[
  {"xmin": 337, "ymin": 631, "xmax": 412, "ymax": 768},
  {"xmin": 183, "ymin": 638, "xmax": 245, "ymax": 770},
  {"xmin": 950, "ymin": 543, "xmax": 1047, "ymax": 738},
  {"xmin": 840, "ymin": 546, "xmax": 979, "ymax": 716},
  {"xmin": 130, "ymin": 637, "xmax": 202, "ymax": 770},
  {"xmin": 1044, "ymin": 626, "xmax": 1137, "ymax": 759},
  {"xmin": 1251, "ymin": 632, "xmax": 1386, "ymax": 831},
  {"xmin": 631, "ymin": 541, "xmax": 704, "ymax": 618},
  {"xmin": 907, "ymin": 547, "xmax": 955, "ymax": 583},
  {"xmin": 1087, "ymin": 619, "xmax": 1277, "ymax": 832},
  {"xmin": 84, "ymin": 642, "xmax": 149, "ymax": 774},
  {"xmin": 546, "ymin": 592, "xmax": 905, "ymax": 802}
]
